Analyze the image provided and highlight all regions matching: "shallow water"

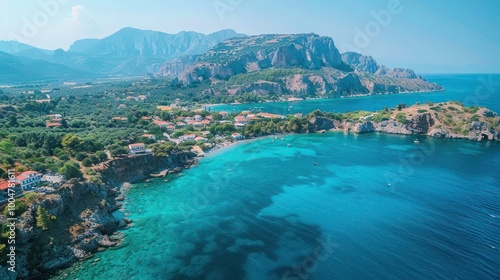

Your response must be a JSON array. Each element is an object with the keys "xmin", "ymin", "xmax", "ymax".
[{"xmin": 59, "ymin": 133, "xmax": 500, "ymax": 280}]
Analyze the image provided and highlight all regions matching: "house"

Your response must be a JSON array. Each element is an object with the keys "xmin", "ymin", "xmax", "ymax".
[
  {"xmin": 141, "ymin": 134, "xmax": 156, "ymax": 140},
  {"xmin": 234, "ymin": 122, "xmax": 247, "ymax": 128},
  {"xmin": 141, "ymin": 116, "xmax": 152, "ymax": 121},
  {"xmin": 47, "ymin": 114, "xmax": 63, "ymax": 122},
  {"xmin": 179, "ymin": 134, "xmax": 196, "ymax": 142},
  {"xmin": 258, "ymin": 113, "xmax": 286, "ymax": 119},
  {"xmin": 201, "ymin": 119, "xmax": 211, "ymax": 126},
  {"xmin": 138, "ymin": 95, "xmax": 147, "ymax": 101},
  {"xmin": 0, "ymin": 181, "xmax": 22, "ymax": 198},
  {"xmin": 219, "ymin": 111, "xmax": 229, "ymax": 119},
  {"xmin": 126, "ymin": 96, "xmax": 138, "ymax": 101},
  {"xmin": 176, "ymin": 122, "xmax": 186, "ymax": 128},
  {"xmin": 232, "ymin": 133, "xmax": 245, "ymax": 140},
  {"xmin": 184, "ymin": 117, "xmax": 194, "ymax": 122},
  {"xmin": 14, "ymin": 171, "xmax": 42, "ymax": 190},
  {"xmin": 46, "ymin": 122, "xmax": 62, "ymax": 128},
  {"xmin": 193, "ymin": 122, "xmax": 204, "ymax": 128},
  {"xmin": 153, "ymin": 120, "xmax": 171, "ymax": 128},
  {"xmin": 194, "ymin": 115, "xmax": 203, "ymax": 122},
  {"xmin": 118, "ymin": 104, "xmax": 127, "ymax": 109},
  {"xmin": 195, "ymin": 137, "xmax": 208, "ymax": 142},
  {"xmin": 128, "ymin": 143, "xmax": 151, "ymax": 155},
  {"xmin": 234, "ymin": 116, "xmax": 247, "ymax": 123},
  {"xmin": 112, "ymin": 117, "xmax": 128, "ymax": 123}
]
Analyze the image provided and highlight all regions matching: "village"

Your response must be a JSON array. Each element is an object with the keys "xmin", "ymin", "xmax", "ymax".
[{"xmin": 0, "ymin": 96, "xmax": 292, "ymax": 203}]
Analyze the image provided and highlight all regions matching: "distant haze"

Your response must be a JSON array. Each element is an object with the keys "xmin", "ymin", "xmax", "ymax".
[{"xmin": 1, "ymin": 0, "xmax": 499, "ymax": 73}]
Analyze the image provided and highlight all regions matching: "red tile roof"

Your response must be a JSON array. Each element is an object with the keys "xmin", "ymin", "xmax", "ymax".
[{"xmin": 0, "ymin": 181, "xmax": 20, "ymax": 190}]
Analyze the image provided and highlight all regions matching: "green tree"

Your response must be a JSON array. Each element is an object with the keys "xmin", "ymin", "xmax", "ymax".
[
  {"xmin": 36, "ymin": 206, "xmax": 51, "ymax": 230},
  {"xmin": 95, "ymin": 151, "xmax": 108, "ymax": 162},
  {"xmin": 58, "ymin": 161, "xmax": 83, "ymax": 179},
  {"xmin": 82, "ymin": 158, "xmax": 92, "ymax": 167},
  {"xmin": 75, "ymin": 152, "xmax": 87, "ymax": 161},
  {"xmin": 62, "ymin": 134, "xmax": 81, "ymax": 152}
]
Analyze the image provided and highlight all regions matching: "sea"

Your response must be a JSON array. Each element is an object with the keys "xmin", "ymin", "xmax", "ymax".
[{"xmin": 56, "ymin": 74, "xmax": 500, "ymax": 280}]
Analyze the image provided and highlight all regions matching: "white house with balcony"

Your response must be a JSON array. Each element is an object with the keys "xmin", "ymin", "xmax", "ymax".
[{"xmin": 15, "ymin": 171, "xmax": 42, "ymax": 190}]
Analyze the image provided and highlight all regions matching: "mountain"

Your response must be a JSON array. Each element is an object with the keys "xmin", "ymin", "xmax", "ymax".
[
  {"xmin": 69, "ymin": 28, "xmax": 245, "ymax": 60},
  {"xmin": 0, "ymin": 41, "xmax": 53, "ymax": 55},
  {"xmin": 0, "ymin": 28, "xmax": 246, "ymax": 81},
  {"xmin": 167, "ymin": 33, "xmax": 443, "ymax": 97},
  {"xmin": 0, "ymin": 51, "xmax": 88, "ymax": 83},
  {"xmin": 341, "ymin": 52, "xmax": 419, "ymax": 79}
]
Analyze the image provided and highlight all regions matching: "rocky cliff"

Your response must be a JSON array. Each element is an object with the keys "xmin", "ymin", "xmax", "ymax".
[
  {"xmin": 341, "ymin": 51, "xmax": 419, "ymax": 79},
  {"xmin": 166, "ymin": 33, "xmax": 443, "ymax": 97},
  {"xmin": 0, "ymin": 152, "xmax": 197, "ymax": 279},
  {"xmin": 309, "ymin": 103, "xmax": 500, "ymax": 141},
  {"xmin": 100, "ymin": 152, "xmax": 197, "ymax": 187}
]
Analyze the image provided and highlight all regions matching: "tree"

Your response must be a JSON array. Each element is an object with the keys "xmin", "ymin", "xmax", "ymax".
[
  {"xmin": 75, "ymin": 152, "xmax": 87, "ymax": 161},
  {"xmin": 89, "ymin": 155, "xmax": 99, "ymax": 165},
  {"xmin": 58, "ymin": 161, "xmax": 83, "ymax": 179},
  {"xmin": 62, "ymin": 134, "xmax": 81, "ymax": 152},
  {"xmin": 82, "ymin": 158, "xmax": 92, "ymax": 167},
  {"xmin": 8, "ymin": 115, "xmax": 18, "ymax": 127},
  {"xmin": 95, "ymin": 151, "xmax": 108, "ymax": 162},
  {"xmin": 36, "ymin": 206, "xmax": 51, "ymax": 230}
]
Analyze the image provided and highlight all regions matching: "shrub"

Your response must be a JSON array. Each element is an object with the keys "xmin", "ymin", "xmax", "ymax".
[
  {"xmin": 395, "ymin": 113, "xmax": 407, "ymax": 124},
  {"xmin": 75, "ymin": 152, "xmax": 87, "ymax": 161},
  {"xmin": 82, "ymin": 158, "xmax": 92, "ymax": 167}
]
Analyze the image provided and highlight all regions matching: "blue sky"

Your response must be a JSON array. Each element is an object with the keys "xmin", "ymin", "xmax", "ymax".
[{"xmin": 0, "ymin": 0, "xmax": 499, "ymax": 73}]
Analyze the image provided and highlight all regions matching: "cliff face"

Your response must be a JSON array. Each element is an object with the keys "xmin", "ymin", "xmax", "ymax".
[
  {"xmin": 0, "ymin": 152, "xmax": 197, "ymax": 279},
  {"xmin": 308, "ymin": 103, "xmax": 500, "ymax": 141},
  {"xmin": 100, "ymin": 152, "xmax": 197, "ymax": 187},
  {"xmin": 341, "ymin": 52, "xmax": 419, "ymax": 79},
  {"xmin": 168, "ymin": 33, "xmax": 443, "ymax": 97},
  {"xmin": 0, "ymin": 182, "xmax": 121, "ymax": 279}
]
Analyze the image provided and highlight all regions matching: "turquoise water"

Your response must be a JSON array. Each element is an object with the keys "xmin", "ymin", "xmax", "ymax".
[
  {"xmin": 60, "ymin": 133, "xmax": 500, "ymax": 280},
  {"xmin": 212, "ymin": 74, "xmax": 500, "ymax": 114}
]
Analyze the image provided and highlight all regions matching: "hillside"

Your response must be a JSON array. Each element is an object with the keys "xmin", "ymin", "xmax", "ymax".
[
  {"xmin": 166, "ymin": 33, "xmax": 443, "ymax": 98},
  {"xmin": 0, "ymin": 51, "xmax": 89, "ymax": 83}
]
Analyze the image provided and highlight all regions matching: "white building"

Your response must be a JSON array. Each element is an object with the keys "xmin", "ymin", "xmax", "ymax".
[
  {"xmin": 129, "ymin": 143, "xmax": 151, "ymax": 155},
  {"xmin": 15, "ymin": 171, "xmax": 42, "ymax": 190}
]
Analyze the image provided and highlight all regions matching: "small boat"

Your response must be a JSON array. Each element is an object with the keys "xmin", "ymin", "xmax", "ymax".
[
  {"xmin": 287, "ymin": 144, "xmax": 291, "ymax": 147},
  {"xmin": 313, "ymin": 162, "xmax": 318, "ymax": 165},
  {"xmin": 281, "ymin": 138, "xmax": 285, "ymax": 141},
  {"xmin": 414, "ymin": 139, "xmax": 420, "ymax": 143}
]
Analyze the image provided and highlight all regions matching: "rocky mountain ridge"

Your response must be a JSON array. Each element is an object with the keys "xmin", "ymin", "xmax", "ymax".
[{"xmin": 164, "ymin": 33, "xmax": 443, "ymax": 97}]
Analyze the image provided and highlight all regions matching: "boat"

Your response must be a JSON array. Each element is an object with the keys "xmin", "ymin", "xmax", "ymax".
[
  {"xmin": 287, "ymin": 144, "xmax": 291, "ymax": 147},
  {"xmin": 414, "ymin": 139, "xmax": 420, "ymax": 143},
  {"xmin": 313, "ymin": 162, "xmax": 318, "ymax": 165}
]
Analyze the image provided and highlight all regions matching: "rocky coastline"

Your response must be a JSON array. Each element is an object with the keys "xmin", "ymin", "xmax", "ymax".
[{"xmin": 0, "ymin": 151, "xmax": 196, "ymax": 280}]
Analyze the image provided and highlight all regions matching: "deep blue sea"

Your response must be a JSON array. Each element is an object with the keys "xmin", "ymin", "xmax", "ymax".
[
  {"xmin": 56, "ymin": 74, "xmax": 500, "ymax": 280},
  {"xmin": 212, "ymin": 74, "xmax": 500, "ymax": 114}
]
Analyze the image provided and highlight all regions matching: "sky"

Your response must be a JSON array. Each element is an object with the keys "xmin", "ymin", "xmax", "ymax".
[{"xmin": 0, "ymin": 0, "xmax": 499, "ymax": 73}]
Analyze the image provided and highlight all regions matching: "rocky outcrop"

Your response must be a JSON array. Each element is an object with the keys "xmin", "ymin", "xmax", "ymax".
[
  {"xmin": 0, "ymin": 182, "xmax": 121, "ymax": 279},
  {"xmin": 100, "ymin": 152, "xmax": 196, "ymax": 187},
  {"xmin": 308, "ymin": 116, "xmax": 336, "ymax": 131},
  {"xmin": 0, "ymin": 151, "xmax": 197, "ymax": 279},
  {"xmin": 342, "ymin": 51, "xmax": 419, "ymax": 79},
  {"xmin": 157, "ymin": 55, "xmax": 198, "ymax": 76},
  {"xmin": 353, "ymin": 121, "xmax": 376, "ymax": 133}
]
